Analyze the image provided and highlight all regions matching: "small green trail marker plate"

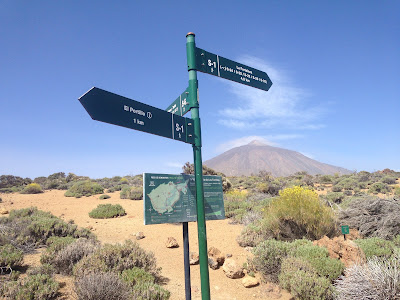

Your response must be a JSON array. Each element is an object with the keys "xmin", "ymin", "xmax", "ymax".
[
  {"xmin": 79, "ymin": 87, "xmax": 195, "ymax": 144},
  {"xmin": 341, "ymin": 225, "xmax": 350, "ymax": 235},
  {"xmin": 166, "ymin": 87, "xmax": 191, "ymax": 116},
  {"xmin": 195, "ymin": 47, "xmax": 272, "ymax": 91},
  {"xmin": 143, "ymin": 173, "xmax": 225, "ymax": 225}
]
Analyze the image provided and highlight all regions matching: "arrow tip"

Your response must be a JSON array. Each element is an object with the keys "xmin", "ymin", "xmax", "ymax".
[{"xmin": 78, "ymin": 87, "xmax": 97, "ymax": 100}]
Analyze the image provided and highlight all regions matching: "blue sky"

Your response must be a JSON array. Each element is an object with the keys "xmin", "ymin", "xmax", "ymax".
[{"xmin": 1, "ymin": 1, "xmax": 399, "ymax": 179}]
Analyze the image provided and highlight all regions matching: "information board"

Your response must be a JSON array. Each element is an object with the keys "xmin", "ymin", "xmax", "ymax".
[{"xmin": 143, "ymin": 173, "xmax": 225, "ymax": 225}]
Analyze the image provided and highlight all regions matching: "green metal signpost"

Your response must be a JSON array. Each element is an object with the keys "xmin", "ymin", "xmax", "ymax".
[{"xmin": 78, "ymin": 32, "xmax": 272, "ymax": 300}]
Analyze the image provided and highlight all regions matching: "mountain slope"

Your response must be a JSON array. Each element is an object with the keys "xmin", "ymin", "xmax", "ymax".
[{"xmin": 204, "ymin": 141, "xmax": 351, "ymax": 177}]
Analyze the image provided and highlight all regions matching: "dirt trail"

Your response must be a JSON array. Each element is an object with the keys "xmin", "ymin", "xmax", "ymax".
[{"xmin": 1, "ymin": 191, "xmax": 291, "ymax": 300}]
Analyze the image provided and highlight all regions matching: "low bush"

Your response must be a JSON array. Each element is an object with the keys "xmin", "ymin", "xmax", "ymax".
[
  {"xmin": 120, "ymin": 186, "xmax": 143, "ymax": 200},
  {"xmin": 381, "ymin": 176, "xmax": 397, "ymax": 185},
  {"xmin": 132, "ymin": 281, "xmax": 171, "ymax": 300},
  {"xmin": 263, "ymin": 186, "xmax": 337, "ymax": 241},
  {"xmin": 249, "ymin": 239, "xmax": 290, "ymax": 282},
  {"xmin": 20, "ymin": 183, "xmax": 43, "ymax": 194},
  {"xmin": 237, "ymin": 220, "xmax": 272, "ymax": 247},
  {"xmin": 368, "ymin": 182, "xmax": 391, "ymax": 194},
  {"xmin": 27, "ymin": 263, "xmax": 55, "ymax": 276},
  {"xmin": 0, "ymin": 244, "xmax": 24, "ymax": 268},
  {"xmin": 99, "ymin": 194, "xmax": 111, "ymax": 200},
  {"xmin": 279, "ymin": 257, "xmax": 333, "ymax": 300},
  {"xmin": 288, "ymin": 243, "xmax": 344, "ymax": 281},
  {"xmin": 120, "ymin": 267, "xmax": 155, "ymax": 287},
  {"xmin": 0, "ymin": 207, "xmax": 93, "ymax": 252},
  {"xmin": 73, "ymin": 240, "xmax": 161, "ymax": 279},
  {"xmin": 395, "ymin": 187, "xmax": 400, "ymax": 197},
  {"xmin": 334, "ymin": 255, "xmax": 400, "ymax": 300},
  {"xmin": 2, "ymin": 274, "xmax": 59, "ymax": 300},
  {"xmin": 64, "ymin": 180, "xmax": 104, "ymax": 198},
  {"xmin": 354, "ymin": 237, "xmax": 396, "ymax": 258},
  {"xmin": 325, "ymin": 192, "xmax": 345, "ymax": 204},
  {"xmin": 42, "ymin": 238, "xmax": 100, "ymax": 275},
  {"xmin": 74, "ymin": 272, "xmax": 130, "ymax": 300},
  {"xmin": 89, "ymin": 204, "xmax": 126, "ymax": 219}
]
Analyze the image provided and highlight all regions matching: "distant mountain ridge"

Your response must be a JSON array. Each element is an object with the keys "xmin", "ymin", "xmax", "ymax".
[{"xmin": 204, "ymin": 140, "xmax": 351, "ymax": 177}]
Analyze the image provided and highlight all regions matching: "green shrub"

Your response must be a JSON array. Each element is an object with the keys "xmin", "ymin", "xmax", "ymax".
[
  {"xmin": 89, "ymin": 204, "xmax": 126, "ymax": 219},
  {"xmin": 0, "ymin": 244, "xmax": 23, "ymax": 268},
  {"xmin": 99, "ymin": 194, "xmax": 111, "ymax": 200},
  {"xmin": 325, "ymin": 192, "xmax": 345, "ymax": 204},
  {"xmin": 279, "ymin": 257, "xmax": 333, "ymax": 300},
  {"xmin": 394, "ymin": 187, "xmax": 400, "ymax": 197},
  {"xmin": 331, "ymin": 185, "xmax": 342, "ymax": 192},
  {"xmin": 318, "ymin": 175, "xmax": 333, "ymax": 184},
  {"xmin": 64, "ymin": 180, "xmax": 104, "ymax": 198},
  {"xmin": 120, "ymin": 186, "xmax": 143, "ymax": 200},
  {"xmin": 263, "ymin": 186, "xmax": 336, "ymax": 241},
  {"xmin": 355, "ymin": 237, "xmax": 395, "ymax": 258},
  {"xmin": 368, "ymin": 182, "xmax": 391, "ymax": 194},
  {"xmin": 288, "ymin": 243, "xmax": 344, "ymax": 281},
  {"xmin": 0, "ymin": 207, "xmax": 93, "ymax": 251},
  {"xmin": 249, "ymin": 239, "xmax": 290, "ymax": 282},
  {"xmin": 74, "ymin": 272, "xmax": 130, "ymax": 300},
  {"xmin": 41, "ymin": 238, "xmax": 100, "ymax": 275},
  {"xmin": 27, "ymin": 264, "xmax": 55, "ymax": 276},
  {"xmin": 132, "ymin": 281, "xmax": 171, "ymax": 300},
  {"xmin": 0, "ymin": 175, "xmax": 32, "ymax": 189},
  {"xmin": 120, "ymin": 267, "xmax": 155, "ymax": 287},
  {"xmin": 237, "ymin": 220, "xmax": 272, "ymax": 247},
  {"xmin": 2, "ymin": 274, "xmax": 59, "ymax": 300},
  {"xmin": 73, "ymin": 240, "xmax": 161, "ymax": 279},
  {"xmin": 381, "ymin": 176, "xmax": 397, "ymax": 185},
  {"xmin": 20, "ymin": 183, "xmax": 43, "ymax": 194}
]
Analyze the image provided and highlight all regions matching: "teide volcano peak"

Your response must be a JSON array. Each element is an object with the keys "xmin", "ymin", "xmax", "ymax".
[{"xmin": 204, "ymin": 140, "xmax": 351, "ymax": 177}]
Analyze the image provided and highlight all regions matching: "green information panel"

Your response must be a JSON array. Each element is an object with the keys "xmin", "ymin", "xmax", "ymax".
[
  {"xmin": 341, "ymin": 225, "xmax": 350, "ymax": 235},
  {"xmin": 143, "ymin": 173, "xmax": 225, "ymax": 225},
  {"xmin": 195, "ymin": 47, "xmax": 272, "ymax": 91},
  {"xmin": 166, "ymin": 88, "xmax": 191, "ymax": 116},
  {"xmin": 79, "ymin": 87, "xmax": 195, "ymax": 144}
]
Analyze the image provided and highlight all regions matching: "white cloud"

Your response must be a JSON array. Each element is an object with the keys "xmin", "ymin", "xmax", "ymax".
[
  {"xmin": 216, "ymin": 134, "xmax": 303, "ymax": 153},
  {"xmin": 218, "ymin": 56, "xmax": 324, "ymax": 130}
]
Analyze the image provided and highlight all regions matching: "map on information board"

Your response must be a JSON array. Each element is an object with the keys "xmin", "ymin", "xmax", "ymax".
[{"xmin": 143, "ymin": 173, "xmax": 225, "ymax": 225}]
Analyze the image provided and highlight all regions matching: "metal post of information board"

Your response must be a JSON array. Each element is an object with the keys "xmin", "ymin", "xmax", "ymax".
[
  {"xmin": 183, "ymin": 222, "xmax": 191, "ymax": 300},
  {"xmin": 186, "ymin": 32, "xmax": 211, "ymax": 300}
]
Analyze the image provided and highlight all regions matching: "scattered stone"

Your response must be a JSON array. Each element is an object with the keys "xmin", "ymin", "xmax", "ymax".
[
  {"xmin": 244, "ymin": 247, "xmax": 253, "ymax": 252},
  {"xmin": 208, "ymin": 257, "xmax": 219, "ymax": 270},
  {"xmin": 135, "ymin": 232, "xmax": 145, "ymax": 240},
  {"xmin": 242, "ymin": 276, "xmax": 259, "ymax": 288},
  {"xmin": 189, "ymin": 252, "xmax": 199, "ymax": 265},
  {"xmin": 222, "ymin": 258, "xmax": 244, "ymax": 279},
  {"xmin": 208, "ymin": 246, "xmax": 225, "ymax": 266},
  {"xmin": 165, "ymin": 237, "xmax": 179, "ymax": 248},
  {"xmin": 191, "ymin": 286, "xmax": 199, "ymax": 293},
  {"xmin": 86, "ymin": 225, "xmax": 93, "ymax": 230},
  {"xmin": 0, "ymin": 208, "xmax": 9, "ymax": 215},
  {"xmin": 0, "ymin": 197, "xmax": 2, "ymax": 203},
  {"xmin": 214, "ymin": 286, "xmax": 220, "ymax": 290},
  {"xmin": 313, "ymin": 235, "xmax": 365, "ymax": 267},
  {"xmin": 226, "ymin": 253, "xmax": 232, "ymax": 258}
]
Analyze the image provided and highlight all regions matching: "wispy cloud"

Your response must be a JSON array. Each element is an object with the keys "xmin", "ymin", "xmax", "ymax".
[
  {"xmin": 164, "ymin": 162, "xmax": 184, "ymax": 169},
  {"xmin": 218, "ymin": 56, "xmax": 324, "ymax": 130},
  {"xmin": 216, "ymin": 134, "xmax": 303, "ymax": 153}
]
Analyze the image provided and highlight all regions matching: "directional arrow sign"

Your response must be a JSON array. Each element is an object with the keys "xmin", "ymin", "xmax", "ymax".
[
  {"xmin": 166, "ymin": 87, "xmax": 190, "ymax": 116},
  {"xmin": 79, "ymin": 87, "xmax": 195, "ymax": 144},
  {"xmin": 195, "ymin": 47, "xmax": 272, "ymax": 91}
]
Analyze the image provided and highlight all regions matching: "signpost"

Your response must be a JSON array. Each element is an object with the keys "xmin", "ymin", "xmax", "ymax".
[
  {"xmin": 195, "ymin": 47, "xmax": 273, "ymax": 91},
  {"xmin": 79, "ymin": 87, "xmax": 195, "ymax": 144},
  {"xmin": 166, "ymin": 88, "xmax": 191, "ymax": 116},
  {"xmin": 78, "ymin": 32, "xmax": 272, "ymax": 300},
  {"xmin": 143, "ymin": 173, "xmax": 225, "ymax": 225}
]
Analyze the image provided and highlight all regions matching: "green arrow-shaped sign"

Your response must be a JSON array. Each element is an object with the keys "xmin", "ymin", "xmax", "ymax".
[
  {"xmin": 195, "ymin": 47, "xmax": 272, "ymax": 91},
  {"xmin": 166, "ymin": 87, "xmax": 191, "ymax": 116},
  {"xmin": 79, "ymin": 87, "xmax": 195, "ymax": 144}
]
